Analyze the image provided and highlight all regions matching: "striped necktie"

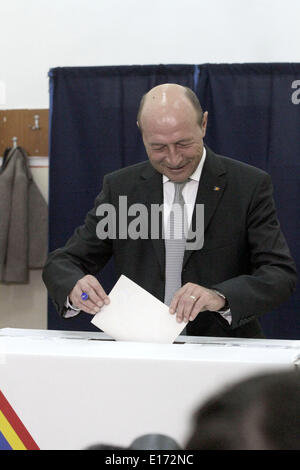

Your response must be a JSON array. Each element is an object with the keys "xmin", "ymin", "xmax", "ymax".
[{"xmin": 164, "ymin": 181, "xmax": 188, "ymax": 307}]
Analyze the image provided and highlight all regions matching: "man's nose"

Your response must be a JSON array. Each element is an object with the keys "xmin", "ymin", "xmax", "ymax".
[{"xmin": 166, "ymin": 145, "xmax": 182, "ymax": 166}]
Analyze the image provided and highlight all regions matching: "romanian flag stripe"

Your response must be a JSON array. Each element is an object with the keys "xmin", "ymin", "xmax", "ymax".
[
  {"xmin": 0, "ymin": 430, "xmax": 13, "ymax": 450},
  {"xmin": 0, "ymin": 410, "xmax": 26, "ymax": 450},
  {"xmin": 0, "ymin": 391, "xmax": 39, "ymax": 450}
]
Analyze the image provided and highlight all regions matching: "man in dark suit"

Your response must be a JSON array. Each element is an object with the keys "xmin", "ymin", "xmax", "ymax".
[{"xmin": 42, "ymin": 84, "xmax": 297, "ymax": 338}]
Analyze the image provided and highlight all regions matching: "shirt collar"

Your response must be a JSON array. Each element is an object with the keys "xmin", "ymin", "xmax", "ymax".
[{"xmin": 162, "ymin": 146, "xmax": 206, "ymax": 184}]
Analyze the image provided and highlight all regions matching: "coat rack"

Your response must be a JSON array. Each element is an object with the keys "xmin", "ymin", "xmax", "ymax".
[{"xmin": 0, "ymin": 109, "xmax": 48, "ymax": 156}]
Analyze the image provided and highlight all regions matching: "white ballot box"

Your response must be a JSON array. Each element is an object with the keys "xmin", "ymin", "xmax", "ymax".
[{"xmin": 1, "ymin": 328, "xmax": 300, "ymax": 450}]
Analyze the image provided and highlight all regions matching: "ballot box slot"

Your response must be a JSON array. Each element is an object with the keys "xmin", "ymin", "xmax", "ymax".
[{"xmin": 88, "ymin": 338, "xmax": 115, "ymax": 342}]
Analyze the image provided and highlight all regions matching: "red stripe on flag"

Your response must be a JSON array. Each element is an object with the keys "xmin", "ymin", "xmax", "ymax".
[{"xmin": 0, "ymin": 390, "xmax": 39, "ymax": 450}]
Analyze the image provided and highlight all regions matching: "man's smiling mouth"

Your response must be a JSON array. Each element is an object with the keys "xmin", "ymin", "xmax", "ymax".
[{"xmin": 167, "ymin": 164, "xmax": 186, "ymax": 171}]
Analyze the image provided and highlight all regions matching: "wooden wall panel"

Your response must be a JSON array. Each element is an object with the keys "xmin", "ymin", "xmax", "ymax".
[{"xmin": 0, "ymin": 109, "xmax": 49, "ymax": 156}]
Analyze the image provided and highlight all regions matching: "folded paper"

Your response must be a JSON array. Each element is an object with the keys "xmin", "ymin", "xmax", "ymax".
[{"xmin": 91, "ymin": 275, "xmax": 187, "ymax": 343}]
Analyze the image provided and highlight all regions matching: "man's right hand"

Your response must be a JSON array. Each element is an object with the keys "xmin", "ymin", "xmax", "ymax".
[{"xmin": 69, "ymin": 275, "xmax": 110, "ymax": 315}]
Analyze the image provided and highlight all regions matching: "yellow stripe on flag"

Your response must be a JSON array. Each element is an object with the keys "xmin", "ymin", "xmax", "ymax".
[{"xmin": 0, "ymin": 410, "xmax": 26, "ymax": 450}]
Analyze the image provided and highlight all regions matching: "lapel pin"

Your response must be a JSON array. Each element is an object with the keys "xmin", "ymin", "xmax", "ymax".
[{"xmin": 213, "ymin": 186, "xmax": 221, "ymax": 191}]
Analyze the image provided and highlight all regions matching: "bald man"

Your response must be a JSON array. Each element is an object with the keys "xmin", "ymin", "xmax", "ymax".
[{"xmin": 43, "ymin": 84, "xmax": 297, "ymax": 338}]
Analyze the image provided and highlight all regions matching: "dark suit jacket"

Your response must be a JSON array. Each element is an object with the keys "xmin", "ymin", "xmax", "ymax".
[{"xmin": 42, "ymin": 147, "xmax": 298, "ymax": 338}]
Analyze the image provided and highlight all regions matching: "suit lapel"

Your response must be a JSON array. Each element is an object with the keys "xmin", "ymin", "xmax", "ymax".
[
  {"xmin": 136, "ymin": 149, "xmax": 227, "ymax": 273},
  {"xmin": 183, "ymin": 147, "xmax": 227, "ymax": 267},
  {"xmin": 137, "ymin": 164, "xmax": 165, "ymax": 274}
]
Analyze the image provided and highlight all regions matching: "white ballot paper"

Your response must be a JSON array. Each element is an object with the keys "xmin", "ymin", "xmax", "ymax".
[{"xmin": 91, "ymin": 275, "xmax": 187, "ymax": 343}]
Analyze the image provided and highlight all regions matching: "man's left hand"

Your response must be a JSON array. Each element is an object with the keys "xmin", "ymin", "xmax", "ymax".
[{"xmin": 169, "ymin": 283, "xmax": 226, "ymax": 323}]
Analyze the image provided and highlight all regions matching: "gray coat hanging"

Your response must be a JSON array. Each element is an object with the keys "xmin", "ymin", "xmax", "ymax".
[{"xmin": 0, "ymin": 147, "xmax": 48, "ymax": 283}]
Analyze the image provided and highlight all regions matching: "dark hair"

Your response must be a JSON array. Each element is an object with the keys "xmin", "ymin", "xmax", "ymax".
[
  {"xmin": 85, "ymin": 434, "xmax": 181, "ymax": 450},
  {"xmin": 185, "ymin": 370, "xmax": 300, "ymax": 450},
  {"xmin": 183, "ymin": 87, "xmax": 204, "ymax": 127},
  {"xmin": 137, "ymin": 86, "xmax": 203, "ymax": 131}
]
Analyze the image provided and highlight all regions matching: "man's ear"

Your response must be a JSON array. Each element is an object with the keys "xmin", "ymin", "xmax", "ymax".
[
  {"xmin": 137, "ymin": 121, "xmax": 142, "ymax": 135},
  {"xmin": 201, "ymin": 111, "xmax": 208, "ymax": 137}
]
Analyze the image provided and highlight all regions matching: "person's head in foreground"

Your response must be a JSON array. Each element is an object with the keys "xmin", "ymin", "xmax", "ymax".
[{"xmin": 185, "ymin": 369, "xmax": 300, "ymax": 450}]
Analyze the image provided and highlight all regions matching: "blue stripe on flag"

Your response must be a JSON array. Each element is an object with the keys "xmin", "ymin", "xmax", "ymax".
[{"xmin": 0, "ymin": 430, "xmax": 12, "ymax": 450}]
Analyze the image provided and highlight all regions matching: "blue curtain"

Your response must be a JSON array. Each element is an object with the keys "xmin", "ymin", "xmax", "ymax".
[
  {"xmin": 48, "ymin": 63, "xmax": 300, "ymax": 338},
  {"xmin": 48, "ymin": 65, "xmax": 195, "ymax": 331},
  {"xmin": 196, "ymin": 63, "xmax": 300, "ymax": 339}
]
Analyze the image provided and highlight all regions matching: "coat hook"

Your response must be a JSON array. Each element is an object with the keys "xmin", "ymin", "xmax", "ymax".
[
  {"xmin": 30, "ymin": 114, "xmax": 40, "ymax": 130},
  {"xmin": 12, "ymin": 136, "xmax": 18, "ymax": 148}
]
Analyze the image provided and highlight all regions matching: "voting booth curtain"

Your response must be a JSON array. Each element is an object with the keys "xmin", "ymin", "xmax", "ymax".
[
  {"xmin": 196, "ymin": 64, "xmax": 300, "ymax": 339},
  {"xmin": 48, "ymin": 63, "xmax": 300, "ymax": 339},
  {"xmin": 48, "ymin": 65, "xmax": 195, "ymax": 332}
]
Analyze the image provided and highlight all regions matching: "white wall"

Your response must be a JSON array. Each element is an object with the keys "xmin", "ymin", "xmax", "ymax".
[
  {"xmin": 1, "ymin": 0, "xmax": 300, "ymax": 330},
  {"xmin": 1, "ymin": 0, "xmax": 300, "ymax": 109}
]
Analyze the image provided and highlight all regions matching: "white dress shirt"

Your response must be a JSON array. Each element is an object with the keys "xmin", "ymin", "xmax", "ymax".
[{"xmin": 162, "ymin": 147, "xmax": 207, "ymax": 231}]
